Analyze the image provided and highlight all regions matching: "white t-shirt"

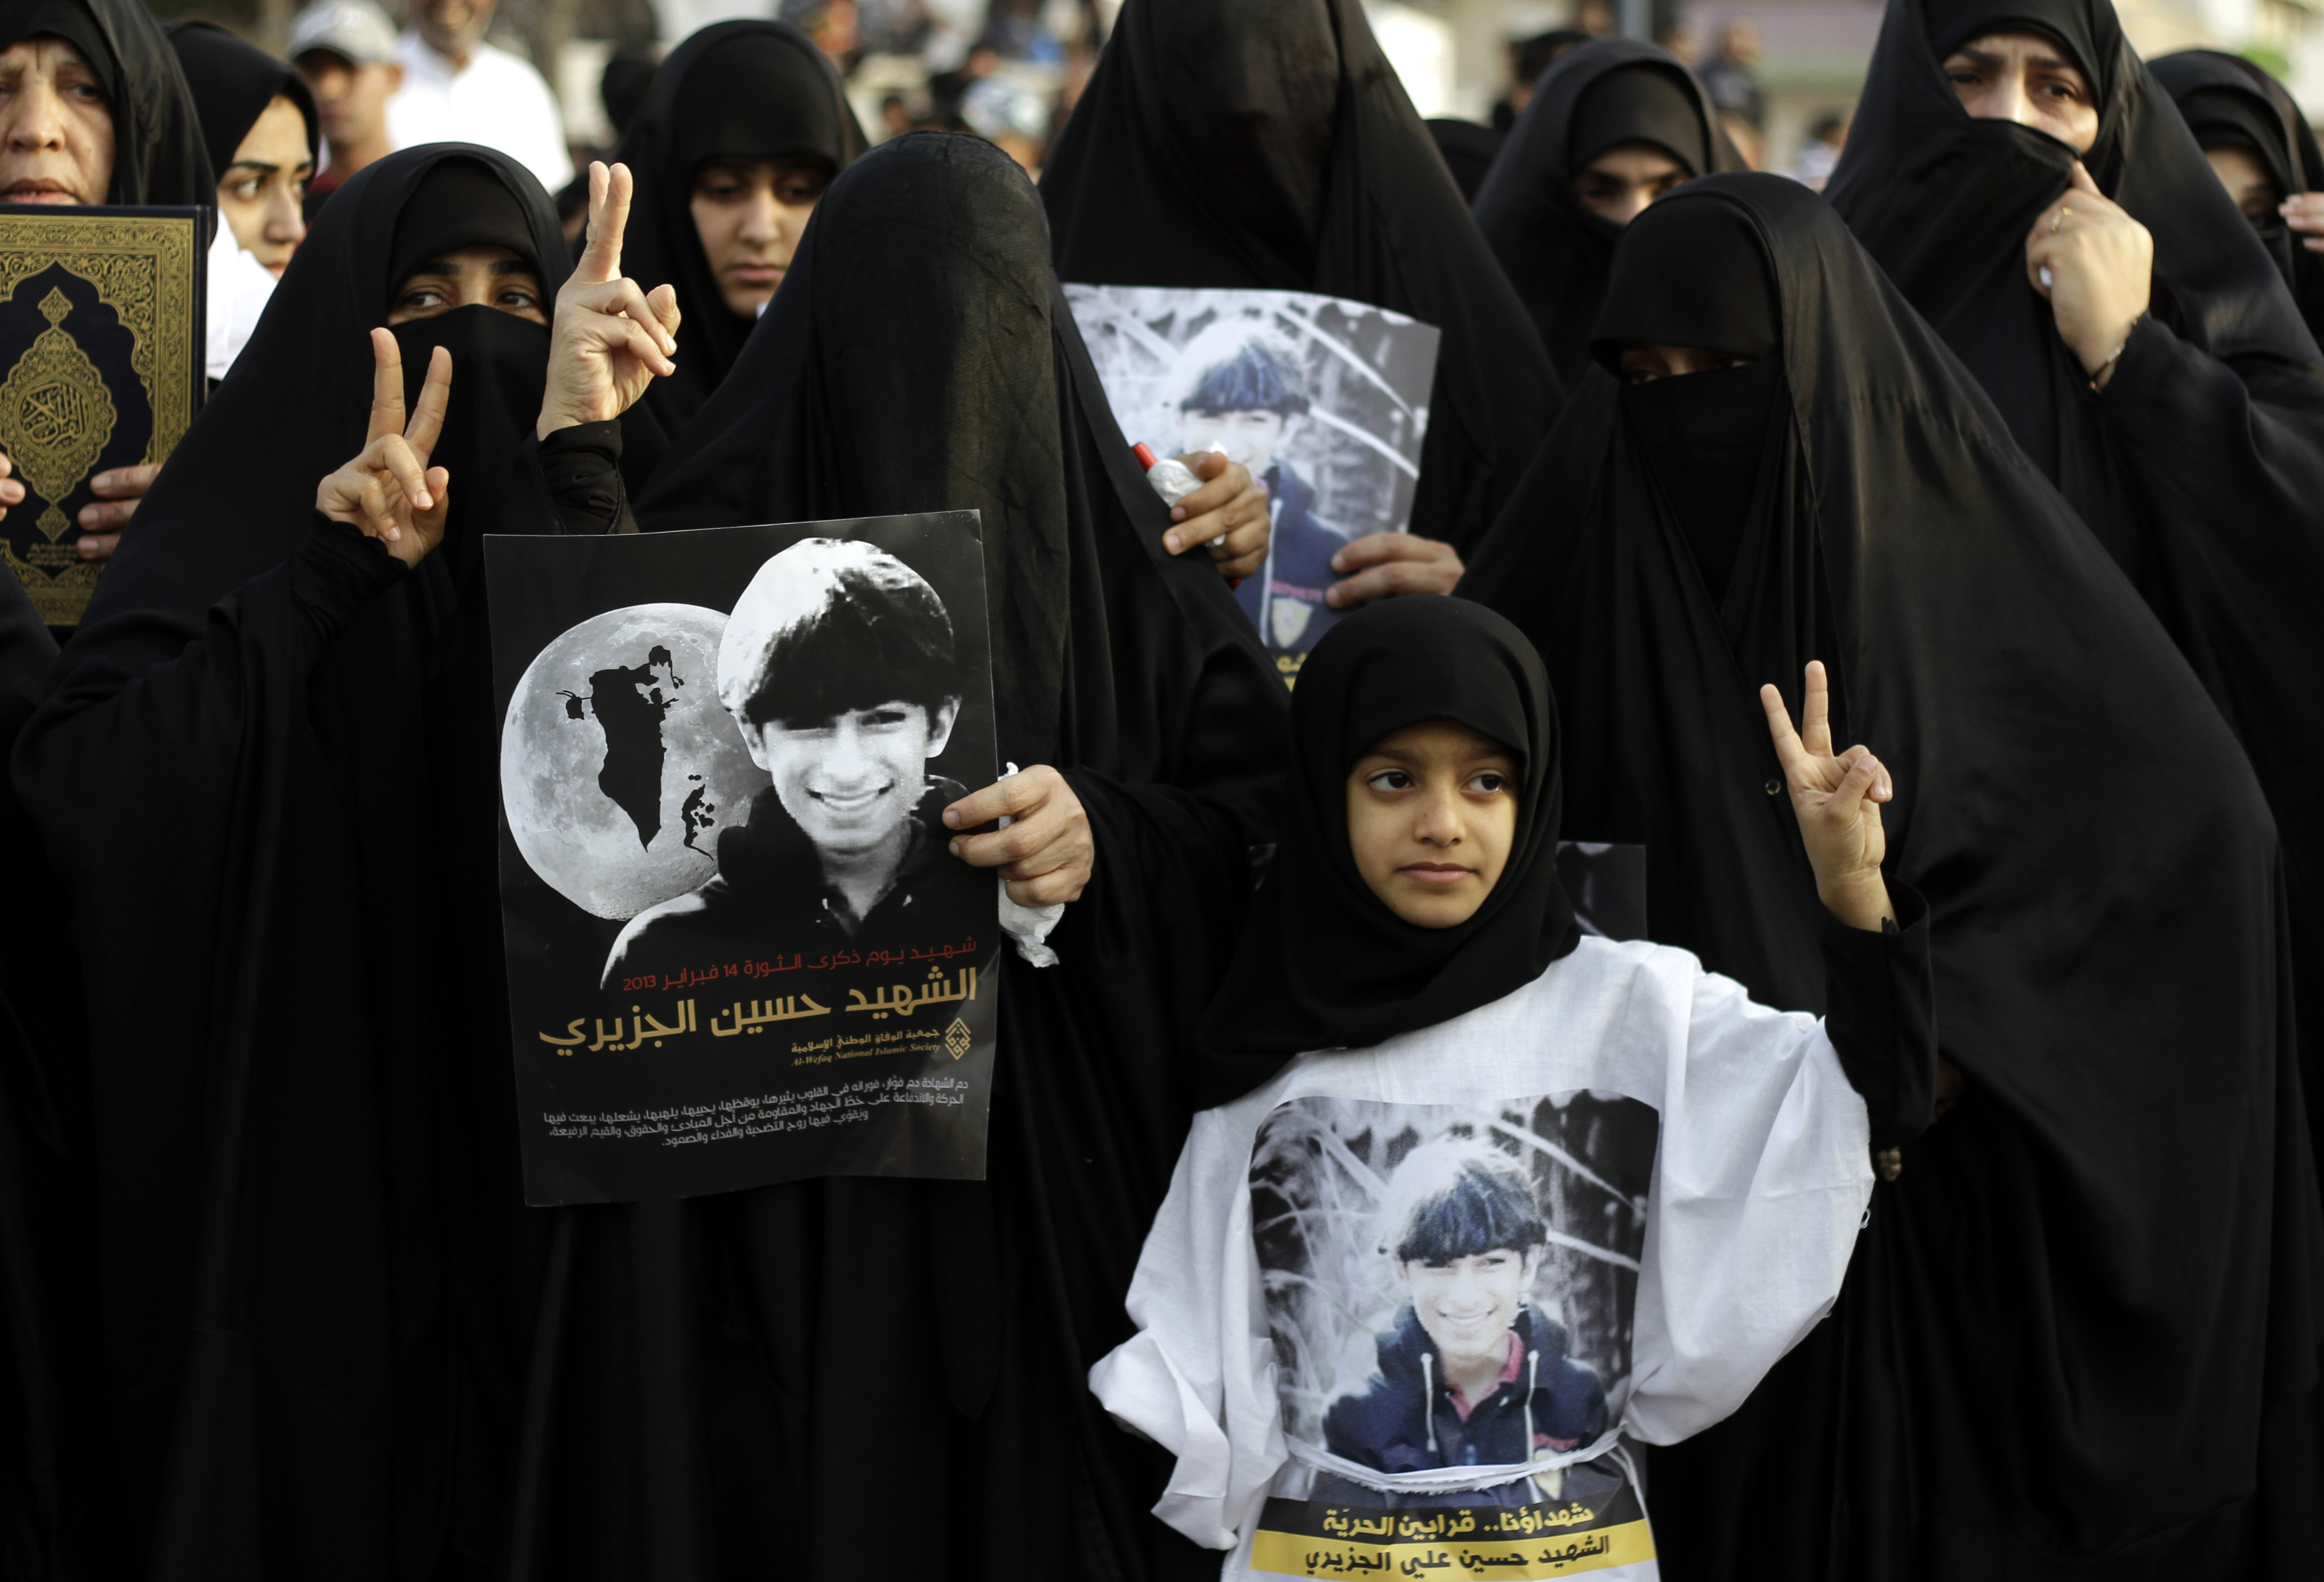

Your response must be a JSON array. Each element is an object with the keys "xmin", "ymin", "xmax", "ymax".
[
  {"xmin": 388, "ymin": 33, "xmax": 574, "ymax": 194},
  {"xmin": 1088, "ymin": 936, "xmax": 1873, "ymax": 1581}
]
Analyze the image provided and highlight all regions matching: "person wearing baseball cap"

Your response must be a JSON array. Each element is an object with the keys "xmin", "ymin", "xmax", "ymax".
[{"xmin": 289, "ymin": 0, "xmax": 401, "ymax": 210}]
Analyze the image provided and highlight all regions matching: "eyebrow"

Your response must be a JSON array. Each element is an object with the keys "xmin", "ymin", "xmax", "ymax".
[
  {"xmin": 1951, "ymin": 44, "xmax": 2083, "ymax": 76},
  {"xmin": 409, "ymin": 257, "xmax": 539, "ymax": 278},
  {"xmin": 225, "ymin": 160, "xmax": 315, "ymax": 178}
]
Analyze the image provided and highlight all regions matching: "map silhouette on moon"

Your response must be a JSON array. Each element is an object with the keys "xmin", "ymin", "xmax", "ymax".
[{"xmin": 501, "ymin": 603, "xmax": 763, "ymax": 920}]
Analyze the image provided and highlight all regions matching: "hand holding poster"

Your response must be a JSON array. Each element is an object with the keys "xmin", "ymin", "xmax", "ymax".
[
  {"xmin": 487, "ymin": 512, "xmax": 1000, "ymax": 1205},
  {"xmin": 1064, "ymin": 284, "xmax": 1441, "ymax": 685}
]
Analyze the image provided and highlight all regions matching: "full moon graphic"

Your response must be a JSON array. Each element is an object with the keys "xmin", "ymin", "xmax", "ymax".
[{"xmin": 501, "ymin": 603, "xmax": 764, "ymax": 920}]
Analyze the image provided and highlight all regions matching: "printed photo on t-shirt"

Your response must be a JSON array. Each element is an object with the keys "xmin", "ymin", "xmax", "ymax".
[{"xmin": 1244, "ymin": 1094, "xmax": 1660, "ymax": 1577}]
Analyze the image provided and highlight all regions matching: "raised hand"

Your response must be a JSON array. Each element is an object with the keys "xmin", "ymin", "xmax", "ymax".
[
  {"xmin": 2283, "ymin": 192, "xmax": 2324, "ymax": 255},
  {"xmin": 1760, "ymin": 660, "xmax": 1896, "ymax": 932},
  {"xmin": 2025, "ymin": 160, "xmax": 2151, "ymax": 386},
  {"xmin": 316, "ymin": 328, "xmax": 451, "ymax": 569},
  {"xmin": 537, "ymin": 160, "xmax": 681, "ymax": 439}
]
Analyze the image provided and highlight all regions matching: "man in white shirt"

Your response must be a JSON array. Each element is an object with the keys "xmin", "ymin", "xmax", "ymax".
[{"xmin": 388, "ymin": 0, "xmax": 572, "ymax": 193}]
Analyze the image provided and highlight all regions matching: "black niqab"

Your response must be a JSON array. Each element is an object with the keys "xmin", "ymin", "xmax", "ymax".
[
  {"xmin": 1473, "ymin": 39, "xmax": 1738, "ymax": 386},
  {"xmin": 164, "ymin": 20, "xmax": 317, "ymax": 183},
  {"xmin": 0, "ymin": 0, "xmax": 212, "ymax": 204},
  {"xmin": 1463, "ymin": 171, "xmax": 2324, "ymax": 1580},
  {"xmin": 516, "ymin": 132, "xmax": 1288, "ymax": 1581},
  {"xmin": 14, "ymin": 144, "xmax": 568, "ymax": 1574},
  {"xmin": 1041, "ymin": 0, "xmax": 1561, "ymax": 553},
  {"xmin": 2152, "ymin": 48, "xmax": 2324, "ymax": 338},
  {"xmin": 607, "ymin": 20, "xmax": 865, "ymax": 488},
  {"xmin": 1200, "ymin": 598, "xmax": 1577, "ymax": 1083}
]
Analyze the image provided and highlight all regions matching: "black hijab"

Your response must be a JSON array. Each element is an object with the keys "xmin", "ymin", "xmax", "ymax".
[
  {"xmin": 1463, "ymin": 171, "xmax": 2324, "ymax": 1580},
  {"xmin": 1474, "ymin": 38, "xmax": 1737, "ymax": 387},
  {"xmin": 1824, "ymin": 0, "xmax": 2320, "ymax": 528},
  {"xmin": 0, "ymin": 0, "xmax": 212, "ymax": 204},
  {"xmin": 608, "ymin": 19, "xmax": 865, "ymax": 488},
  {"xmin": 516, "ymin": 132, "xmax": 1288, "ymax": 1579},
  {"xmin": 2152, "ymin": 48, "xmax": 2324, "ymax": 338},
  {"xmin": 1426, "ymin": 116, "xmax": 1504, "ymax": 203},
  {"xmin": 1200, "ymin": 597, "xmax": 1578, "ymax": 1079},
  {"xmin": 15, "ymin": 144, "xmax": 566, "ymax": 1572},
  {"xmin": 1041, "ymin": 0, "xmax": 1561, "ymax": 554},
  {"xmin": 163, "ymin": 20, "xmax": 317, "ymax": 184}
]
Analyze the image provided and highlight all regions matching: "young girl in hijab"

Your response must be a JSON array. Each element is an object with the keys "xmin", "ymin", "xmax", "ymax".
[
  {"xmin": 2151, "ymin": 48, "xmax": 2324, "ymax": 338},
  {"xmin": 599, "ymin": 19, "xmax": 863, "ymax": 485},
  {"xmin": 1473, "ymin": 37, "xmax": 1739, "ymax": 386},
  {"xmin": 1463, "ymin": 171, "xmax": 2324, "ymax": 1582},
  {"xmin": 1093, "ymin": 596, "xmax": 1933, "ymax": 1580},
  {"xmin": 166, "ymin": 21, "xmax": 318, "ymax": 282}
]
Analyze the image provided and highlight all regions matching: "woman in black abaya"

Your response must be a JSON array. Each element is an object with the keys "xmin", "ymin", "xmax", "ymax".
[
  {"xmin": 1473, "ymin": 38, "xmax": 1738, "ymax": 387},
  {"xmin": 1040, "ymin": 0, "xmax": 1558, "ymax": 568},
  {"xmin": 1462, "ymin": 172, "xmax": 2324, "ymax": 1581},
  {"xmin": 1826, "ymin": 0, "xmax": 2324, "ymax": 1184},
  {"xmin": 2151, "ymin": 48, "xmax": 2324, "ymax": 338},
  {"xmin": 494, "ymin": 133, "xmax": 1287, "ymax": 1581},
  {"xmin": 604, "ymin": 19, "xmax": 864, "ymax": 487},
  {"xmin": 164, "ymin": 18, "xmax": 318, "ymax": 199},
  {"xmin": 13, "ymin": 145, "xmax": 580, "ymax": 1577}
]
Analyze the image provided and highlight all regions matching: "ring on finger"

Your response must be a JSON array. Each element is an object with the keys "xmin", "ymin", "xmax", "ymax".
[{"xmin": 2051, "ymin": 206, "xmax": 2070, "ymax": 233}]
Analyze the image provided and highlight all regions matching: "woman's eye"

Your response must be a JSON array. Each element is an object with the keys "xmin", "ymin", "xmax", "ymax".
[
  {"xmin": 1368, "ymin": 769, "xmax": 1412, "ymax": 791},
  {"xmin": 498, "ymin": 288, "xmax": 539, "ymax": 309},
  {"xmin": 1624, "ymin": 368, "xmax": 1660, "ymax": 385},
  {"xmin": 1468, "ymin": 773, "xmax": 1507, "ymax": 793}
]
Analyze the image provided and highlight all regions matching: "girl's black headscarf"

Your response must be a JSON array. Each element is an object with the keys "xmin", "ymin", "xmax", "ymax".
[
  {"xmin": 608, "ymin": 19, "xmax": 865, "ymax": 487},
  {"xmin": 16, "ymin": 144, "xmax": 566, "ymax": 1568},
  {"xmin": 535, "ymin": 132, "xmax": 1289, "ymax": 1577},
  {"xmin": 2152, "ymin": 48, "xmax": 2324, "ymax": 338},
  {"xmin": 1474, "ymin": 38, "xmax": 1738, "ymax": 388},
  {"xmin": 163, "ymin": 20, "xmax": 317, "ymax": 183},
  {"xmin": 0, "ymin": 0, "xmax": 212, "ymax": 203},
  {"xmin": 1040, "ymin": 0, "xmax": 1562, "ymax": 554},
  {"xmin": 1463, "ymin": 170, "xmax": 2324, "ymax": 1580},
  {"xmin": 1200, "ymin": 597, "xmax": 1578, "ymax": 1081}
]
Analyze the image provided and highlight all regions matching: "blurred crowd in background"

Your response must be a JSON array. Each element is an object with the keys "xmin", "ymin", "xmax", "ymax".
[{"xmin": 152, "ymin": 0, "xmax": 2321, "ymax": 237}]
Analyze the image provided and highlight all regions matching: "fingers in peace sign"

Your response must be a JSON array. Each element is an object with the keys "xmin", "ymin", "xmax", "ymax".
[
  {"xmin": 315, "ymin": 328, "xmax": 454, "ymax": 568},
  {"xmin": 537, "ymin": 161, "xmax": 682, "ymax": 437}
]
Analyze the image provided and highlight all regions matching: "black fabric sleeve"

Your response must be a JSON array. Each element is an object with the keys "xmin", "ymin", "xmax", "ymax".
[
  {"xmin": 291, "ymin": 515, "xmax": 410, "ymax": 635},
  {"xmin": 1820, "ymin": 880, "xmax": 1936, "ymax": 1148},
  {"xmin": 532, "ymin": 420, "xmax": 638, "ymax": 536}
]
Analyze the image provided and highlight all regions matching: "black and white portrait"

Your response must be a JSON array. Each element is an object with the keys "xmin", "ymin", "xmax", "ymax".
[
  {"xmin": 1248, "ymin": 1094, "xmax": 1656, "ymax": 1509},
  {"xmin": 601, "ymin": 538, "xmax": 976, "ymax": 988},
  {"xmin": 1065, "ymin": 284, "xmax": 1440, "ymax": 665},
  {"xmin": 486, "ymin": 513, "xmax": 1001, "ymax": 1206}
]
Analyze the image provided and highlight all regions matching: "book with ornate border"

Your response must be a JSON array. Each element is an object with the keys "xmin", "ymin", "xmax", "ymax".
[{"xmin": 0, "ymin": 206, "xmax": 206, "ymax": 627}]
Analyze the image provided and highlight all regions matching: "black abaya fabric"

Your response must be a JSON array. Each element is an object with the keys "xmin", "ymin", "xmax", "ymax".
[
  {"xmin": 1828, "ymin": 0, "xmax": 2324, "ymax": 1229},
  {"xmin": 1472, "ymin": 39, "xmax": 1738, "ymax": 388},
  {"xmin": 0, "ymin": 569, "xmax": 92, "ymax": 1582},
  {"xmin": 2152, "ymin": 49, "xmax": 2324, "ymax": 339},
  {"xmin": 606, "ymin": 20, "xmax": 865, "ymax": 489},
  {"xmin": 1200, "ymin": 597, "xmax": 1576, "ymax": 1083},
  {"xmin": 12, "ymin": 144, "xmax": 570, "ymax": 1577},
  {"xmin": 1424, "ymin": 117, "xmax": 1504, "ymax": 203},
  {"xmin": 1461, "ymin": 173, "xmax": 2324, "ymax": 1581},
  {"xmin": 164, "ymin": 20, "xmax": 318, "ymax": 183},
  {"xmin": 0, "ymin": 0, "xmax": 212, "ymax": 205},
  {"xmin": 1040, "ymin": 0, "xmax": 1560, "ymax": 554},
  {"xmin": 506, "ymin": 132, "xmax": 1289, "ymax": 1581}
]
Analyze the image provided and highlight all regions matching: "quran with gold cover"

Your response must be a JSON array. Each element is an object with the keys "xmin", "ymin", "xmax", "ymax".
[{"xmin": 0, "ymin": 206, "xmax": 205, "ymax": 627}]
